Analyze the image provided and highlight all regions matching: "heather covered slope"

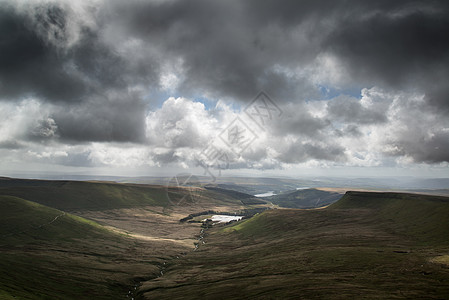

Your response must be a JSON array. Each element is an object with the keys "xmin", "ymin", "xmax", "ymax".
[
  {"xmin": 0, "ymin": 178, "xmax": 170, "ymax": 211},
  {"xmin": 0, "ymin": 195, "xmax": 161, "ymax": 299},
  {"xmin": 0, "ymin": 178, "xmax": 250, "ymax": 211},
  {"xmin": 0, "ymin": 195, "xmax": 110, "ymax": 244},
  {"xmin": 141, "ymin": 192, "xmax": 449, "ymax": 299},
  {"xmin": 329, "ymin": 191, "xmax": 449, "ymax": 245}
]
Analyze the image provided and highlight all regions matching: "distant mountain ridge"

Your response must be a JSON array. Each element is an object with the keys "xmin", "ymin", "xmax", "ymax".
[
  {"xmin": 0, "ymin": 177, "xmax": 257, "ymax": 212},
  {"xmin": 263, "ymin": 188, "xmax": 343, "ymax": 208}
]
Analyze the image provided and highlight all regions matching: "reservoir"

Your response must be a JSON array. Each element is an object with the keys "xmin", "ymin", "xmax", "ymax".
[
  {"xmin": 206, "ymin": 215, "xmax": 244, "ymax": 223},
  {"xmin": 254, "ymin": 191, "xmax": 276, "ymax": 197}
]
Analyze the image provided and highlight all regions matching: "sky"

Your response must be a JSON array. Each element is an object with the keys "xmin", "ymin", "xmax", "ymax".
[{"xmin": 0, "ymin": 0, "xmax": 448, "ymax": 179}]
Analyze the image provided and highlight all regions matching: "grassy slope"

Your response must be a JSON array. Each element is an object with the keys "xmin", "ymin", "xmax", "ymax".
[
  {"xmin": 203, "ymin": 186, "xmax": 266, "ymax": 206},
  {"xmin": 0, "ymin": 178, "xmax": 247, "ymax": 212},
  {"xmin": 330, "ymin": 191, "xmax": 449, "ymax": 245},
  {"xmin": 0, "ymin": 195, "xmax": 163, "ymax": 299},
  {"xmin": 0, "ymin": 180, "xmax": 169, "ymax": 211},
  {"xmin": 265, "ymin": 188, "xmax": 343, "ymax": 208},
  {"xmin": 141, "ymin": 192, "xmax": 449, "ymax": 299}
]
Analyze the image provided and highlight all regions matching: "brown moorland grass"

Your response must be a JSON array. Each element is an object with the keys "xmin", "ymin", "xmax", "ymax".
[{"xmin": 140, "ymin": 192, "xmax": 449, "ymax": 299}]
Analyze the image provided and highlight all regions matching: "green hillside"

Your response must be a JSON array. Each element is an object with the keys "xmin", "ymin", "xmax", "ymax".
[
  {"xmin": 0, "ymin": 195, "xmax": 111, "ymax": 244},
  {"xmin": 0, "ymin": 178, "xmax": 248, "ymax": 212},
  {"xmin": 203, "ymin": 186, "xmax": 266, "ymax": 205},
  {"xmin": 330, "ymin": 191, "xmax": 449, "ymax": 245},
  {"xmin": 0, "ymin": 179, "xmax": 169, "ymax": 211},
  {"xmin": 0, "ymin": 195, "xmax": 163, "ymax": 299},
  {"xmin": 265, "ymin": 188, "xmax": 343, "ymax": 208},
  {"xmin": 141, "ymin": 192, "xmax": 449, "ymax": 299}
]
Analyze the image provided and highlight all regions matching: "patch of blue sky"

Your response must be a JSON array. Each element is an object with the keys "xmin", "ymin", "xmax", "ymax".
[
  {"xmin": 144, "ymin": 89, "xmax": 178, "ymax": 108},
  {"xmin": 191, "ymin": 95, "xmax": 216, "ymax": 110},
  {"xmin": 317, "ymin": 85, "xmax": 362, "ymax": 100}
]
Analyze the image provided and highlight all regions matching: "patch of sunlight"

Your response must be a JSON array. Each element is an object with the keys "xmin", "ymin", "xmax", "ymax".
[{"xmin": 430, "ymin": 255, "xmax": 449, "ymax": 266}]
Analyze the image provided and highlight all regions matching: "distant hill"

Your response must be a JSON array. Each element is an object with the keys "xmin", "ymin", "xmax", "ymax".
[
  {"xmin": 0, "ymin": 178, "xmax": 251, "ymax": 211},
  {"xmin": 211, "ymin": 183, "xmax": 257, "ymax": 195},
  {"xmin": 264, "ymin": 188, "xmax": 343, "ymax": 208},
  {"xmin": 0, "ymin": 178, "xmax": 170, "ymax": 211},
  {"xmin": 203, "ymin": 186, "xmax": 266, "ymax": 205}
]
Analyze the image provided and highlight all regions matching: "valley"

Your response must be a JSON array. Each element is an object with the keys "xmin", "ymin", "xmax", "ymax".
[
  {"xmin": 141, "ymin": 192, "xmax": 449, "ymax": 299},
  {"xmin": 0, "ymin": 177, "xmax": 259, "ymax": 299},
  {"xmin": 0, "ymin": 177, "xmax": 448, "ymax": 299}
]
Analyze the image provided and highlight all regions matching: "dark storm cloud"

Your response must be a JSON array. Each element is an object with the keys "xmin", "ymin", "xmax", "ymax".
[
  {"xmin": 28, "ymin": 117, "xmax": 58, "ymax": 141},
  {"xmin": 277, "ymin": 141, "xmax": 346, "ymax": 164},
  {"xmin": 53, "ymin": 151, "xmax": 95, "ymax": 167},
  {"xmin": 272, "ymin": 105, "xmax": 330, "ymax": 138},
  {"xmin": 106, "ymin": 0, "xmax": 321, "ymax": 102},
  {"xmin": 1, "ymin": 0, "xmax": 449, "ymax": 164},
  {"xmin": 0, "ymin": 4, "xmax": 87, "ymax": 102},
  {"xmin": 324, "ymin": 2, "xmax": 449, "ymax": 110},
  {"xmin": 0, "ymin": 1, "xmax": 153, "ymax": 143},
  {"xmin": 3, "ymin": 0, "xmax": 449, "ymax": 106},
  {"xmin": 52, "ymin": 93, "xmax": 147, "ymax": 143},
  {"xmin": 0, "ymin": 2, "xmax": 158, "ymax": 104},
  {"xmin": 334, "ymin": 125, "xmax": 362, "ymax": 138},
  {"xmin": 0, "ymin": 139, "xmax": 23, "ymax": 149},
  {"xmin": 327, "ymin": 95, "xmax": 388, "ymax": 125},
  {"xmin": 386, "ymin": 130, "xmax": 449, "ymax": 164},
  {"xmin": 102, "ymin": 0, "xmax": 449, "ymax": 109}
]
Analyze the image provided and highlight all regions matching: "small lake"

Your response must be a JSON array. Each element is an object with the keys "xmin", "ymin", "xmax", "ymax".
[
  {"xmin": 206, "ymin": 215, "xmax": 244, "ymax": 223},
  {"xmin": 254, "ymin": 191, "xmax": 276, "ymax": 197}
]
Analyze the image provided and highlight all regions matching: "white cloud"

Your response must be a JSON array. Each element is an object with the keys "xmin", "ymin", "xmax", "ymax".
[
  {"xmin": 0, "ymin": 90, "xmax": 447, "ymax": 176},
  {"xmin": 146, "ymin": 97, "xmax": 219, "ymax": 148},
  {"xmin": 0, "ymin": 99, "xmax": 55, "ymax": 143}
]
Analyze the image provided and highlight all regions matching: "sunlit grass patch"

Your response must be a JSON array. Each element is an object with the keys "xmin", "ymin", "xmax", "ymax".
[{"xmin": 430, "ymin": 255, "xmax": 449, "ymax": 266}]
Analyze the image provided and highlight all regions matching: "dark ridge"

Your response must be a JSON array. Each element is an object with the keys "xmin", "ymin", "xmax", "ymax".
[{"xmin": 204, "ymin": 186, "xmax": 257, "ymax": 200}]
